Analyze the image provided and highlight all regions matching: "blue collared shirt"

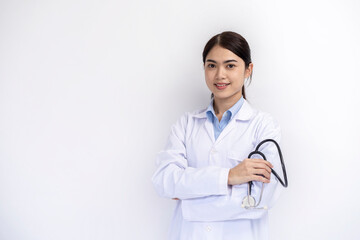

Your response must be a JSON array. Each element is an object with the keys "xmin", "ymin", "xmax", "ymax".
[{"xmin": 206, "ymin": 96, "xmax": 245, "ymax": 140}]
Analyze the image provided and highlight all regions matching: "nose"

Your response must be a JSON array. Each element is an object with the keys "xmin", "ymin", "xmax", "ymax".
[{"xmin": 215, "ymin": 66, "xmax": 226, "ymax": 80}]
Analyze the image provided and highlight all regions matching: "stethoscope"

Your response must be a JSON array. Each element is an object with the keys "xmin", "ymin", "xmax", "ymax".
[{"xmin": 241, "ymin": 139, "xmax": 288, "ymax": 210}]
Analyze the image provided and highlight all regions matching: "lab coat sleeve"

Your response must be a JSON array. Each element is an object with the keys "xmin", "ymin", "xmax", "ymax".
[
  {"xmin": 180, "ymin": 113, "xmax": 284, "ymax": 221},
  {"xmin": 151, "ymin": 113, "xmax": 230, "ymax": 200}
]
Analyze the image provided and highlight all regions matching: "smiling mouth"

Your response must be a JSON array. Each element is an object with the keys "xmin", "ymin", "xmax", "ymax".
[
  {"xmin": 214, "ymin": 83, "xmax": 230, "ymax": 87},
  {"xmin": 214, "ymin": 83, "xmax": 230, "ymax": 90}
]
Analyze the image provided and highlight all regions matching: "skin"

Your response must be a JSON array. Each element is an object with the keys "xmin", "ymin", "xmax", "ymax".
[{"xmin": 204, "ymin": 45, "xmax": 273, "ymax": 186}]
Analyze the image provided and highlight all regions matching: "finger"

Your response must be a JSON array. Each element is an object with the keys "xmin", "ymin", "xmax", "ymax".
[
  {"xmin": 251, "ymin": 168, "xmax": 271, "ymax": 179},
  {"xmin": 243, "ymin": 160, "xmax": 271, "ymax": 175},
  {"xmin": 252, "ymin": 168, "xmax": 271, "ymax": 179},
  {"xmin": 252, "ymin": 163, "xmax": 272, "ymax": 174},
  {"xmin": 249, "ymin": 158, "xmax": 273, "ymax": 168},
  {"xmin": 252, "ymin": 174, "xmax": 270, "ymax": 183}
]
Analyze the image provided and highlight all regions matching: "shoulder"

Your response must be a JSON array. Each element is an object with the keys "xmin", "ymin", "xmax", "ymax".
[
  {"xmin": 254, "ymin": 109, "xmax": 279, "ymax": 127},
  {"xmin": 176, "ymin": 106, "xmax": 208, "ymax": 123},
  {"xmin": 249, "ymin": 105, "xmax": 281, "ymax": 142},
  {"xmin": 172, "ymin": 107, "xmax": 207, "ymax": 129},
  {"xmin": 241, "ymin": 100, "xmax": 277, "ymax": 124},
  {"xmin": 168, "ymin": 107, "xmax": 206, "ymax": 136}
]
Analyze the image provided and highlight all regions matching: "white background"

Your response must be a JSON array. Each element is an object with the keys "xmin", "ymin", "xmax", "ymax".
[{"xmin": 1, "ymin": 0, "xmax": 360, "ymax": 239}]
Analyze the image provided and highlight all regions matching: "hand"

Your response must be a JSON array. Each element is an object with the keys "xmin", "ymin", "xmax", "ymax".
[{"xmin": 228, "ymin": 158, "xmax": 273, "ymax": 185}]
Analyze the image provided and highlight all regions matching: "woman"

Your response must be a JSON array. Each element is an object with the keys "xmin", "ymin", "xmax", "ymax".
[{"xmin": 152, "ymin": 31, "xmax": 283, "ymax": 240}]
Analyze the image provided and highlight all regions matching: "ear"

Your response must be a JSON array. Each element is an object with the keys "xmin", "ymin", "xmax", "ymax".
[{"xmin": 245, "ymin": 63, "xmax": 253, "ymax": 78}]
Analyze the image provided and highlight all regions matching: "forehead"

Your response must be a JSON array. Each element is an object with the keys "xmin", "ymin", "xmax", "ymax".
[{"xmin": 206, "ymin": 45, "xmax": 242, "ymax": 61}]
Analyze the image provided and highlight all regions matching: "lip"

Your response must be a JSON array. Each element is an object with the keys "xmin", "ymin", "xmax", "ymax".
[{"xmin": 214, "ymin": 83, "xmax": 230, "ymax": 90}]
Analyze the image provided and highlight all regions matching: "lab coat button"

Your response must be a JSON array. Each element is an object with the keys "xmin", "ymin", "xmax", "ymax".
[
  {"xmin": 210, "ymin": 148, "xmax": 217, "ymax": 154},
  {"xmin": 206, "ymin": 226, "xmax": 212, "ymax": 232}
]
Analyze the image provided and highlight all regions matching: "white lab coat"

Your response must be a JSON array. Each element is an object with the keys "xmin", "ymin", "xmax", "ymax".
[{"xmin": 152, "ymin": 99, "xmax": 283, "ymax": 240}]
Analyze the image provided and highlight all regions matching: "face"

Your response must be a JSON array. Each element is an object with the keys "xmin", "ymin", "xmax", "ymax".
[{"xmin": 204, "ymin": 45, "xmax": 253, "ymax": 103}]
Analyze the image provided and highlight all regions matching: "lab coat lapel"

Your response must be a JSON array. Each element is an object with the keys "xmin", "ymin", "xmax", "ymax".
[
  {"xmin": 204, "ymin": 118, "xmax": 215, "ymax": 143},
  {"xmin": 192, "ymin": 110, "xmax": 215, "ymax": 143},
  {"xmin": 215, "ymin": 100, "xmax": 254, "ymax": 145},
  {"xmin": 215, "ymin": 119, "xmax": 236, "ymax": 144}
]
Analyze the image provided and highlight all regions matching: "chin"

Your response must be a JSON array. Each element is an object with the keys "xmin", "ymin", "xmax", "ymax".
[
  {"xmin": 213, "ymin": 91, "xmax": 241, "ymax": 101},
  {"xmin": 213, "ymin": 93, "xmax": 232, "ymax": 100}
]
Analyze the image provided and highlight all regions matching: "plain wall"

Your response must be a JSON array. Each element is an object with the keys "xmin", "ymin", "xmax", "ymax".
[{"xmin": 1, "ymin": 0, "xmax": 360, "ymax": 239}]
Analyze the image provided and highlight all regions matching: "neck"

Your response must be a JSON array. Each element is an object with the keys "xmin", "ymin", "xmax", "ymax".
[{"xmin": 213, "ymin": 93, "xmax": 242, "ymax": 115}]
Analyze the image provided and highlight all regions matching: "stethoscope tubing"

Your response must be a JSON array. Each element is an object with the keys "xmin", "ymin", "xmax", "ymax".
[{"xmin": 247, "ymin": 139, "xmax": 288, "ymax": 190}]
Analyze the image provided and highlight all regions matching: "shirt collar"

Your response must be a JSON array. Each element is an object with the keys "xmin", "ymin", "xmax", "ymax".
[
  {"xmin": 205, "ymin": 96, "xmax": 244, "ymax": 121},
  {"xmin": 205, "ymin": 99, "xmax": 216, "ymax": 121},
  {"xmin": 193, "ymin": 96, "xmax": 252, "ymax": 121}
]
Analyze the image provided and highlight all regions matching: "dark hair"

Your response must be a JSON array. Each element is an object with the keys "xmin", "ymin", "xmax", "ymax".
[{"xmin": 202, "ymin": 31, "xmax": 252, "ymax": 99}]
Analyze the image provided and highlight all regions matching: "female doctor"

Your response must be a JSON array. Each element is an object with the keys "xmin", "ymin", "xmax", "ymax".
[{"xmin": 151, "ymin": 31, "xmax": 283, "ymax": 240}]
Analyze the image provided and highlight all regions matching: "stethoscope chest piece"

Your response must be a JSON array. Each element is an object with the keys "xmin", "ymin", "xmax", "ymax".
[
  {"xmin": 241, "ymin": 195, "xmax": 256, "ymax": 208},
  {"xmin": 242, "ymin": 194, "xmax": 268, "ymax": 210}
]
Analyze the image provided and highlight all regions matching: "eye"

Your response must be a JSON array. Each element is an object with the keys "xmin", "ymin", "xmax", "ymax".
[
  {"xmin": 207, "ymin": 64, "xmax": 216, "ymax": 68},
  {"xmin": 227, "ymin": 64, "xmax": 235, "ymax": 69}
]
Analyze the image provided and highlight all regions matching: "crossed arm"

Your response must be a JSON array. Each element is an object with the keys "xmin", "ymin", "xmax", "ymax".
[{"xmin": 151, "ymin": 114, "xmax": 283, "ymax": 221}]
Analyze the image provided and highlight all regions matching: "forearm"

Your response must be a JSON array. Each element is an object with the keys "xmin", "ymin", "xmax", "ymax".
[
  {"xmin": 181, "ymin": 176, "xmax": 282, "ymax": 221},
  {"xmin": 181, "ymin": 118, "xmax": 284, "ymax": 221},
  {"xmin": 151, "ymin": 160, "xmax": 230, "ymax": 199}
]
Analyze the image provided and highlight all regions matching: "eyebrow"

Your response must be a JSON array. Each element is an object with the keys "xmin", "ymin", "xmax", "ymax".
[{"xmin": 206, "ymin": 59, "xmax": 238, "ymax": 64}]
